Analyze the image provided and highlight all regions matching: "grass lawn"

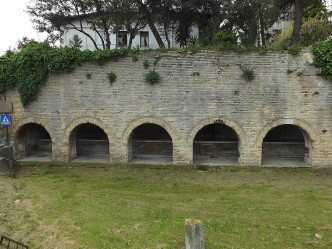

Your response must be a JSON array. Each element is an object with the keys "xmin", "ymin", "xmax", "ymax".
[{"xmin": 0, "ymin": 164, "xmax": 331, "ymax": 249}]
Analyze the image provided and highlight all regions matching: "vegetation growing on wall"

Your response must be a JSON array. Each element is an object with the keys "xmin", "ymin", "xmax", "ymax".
[
  {"xmin": 145, "ymin": 69, "xmax": 161, "ymax": 85},
  {"xmin": 143, "ymin": 60, "xmax": 150, "ymax": 69},
  {"xmin": 107, "ymin": 71, "xmax": 117, "ymax": 85},
  {"xmin": 0, "ymin": 42, "xmax": 130, "ymax": 106},
  {"xmin": 1, "ymin": 39, "xmax": 331, "ymax": 107},
  {"xmin": 312, "ymin": 40, "xmax": 332, "ymax": 81},
  {"xmin": 300, "ymin": 17, "xmax": 331, "ymax": 46},
  {"xmin": 240, "ymin": 65, "xmax": 255, "ymax": 82}
]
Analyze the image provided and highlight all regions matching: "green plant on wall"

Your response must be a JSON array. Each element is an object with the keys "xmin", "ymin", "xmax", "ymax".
[
  {"xmin": 288, "ymin": 45, "xmax": 301, "ymax": 56},
  {"xmin": 312, "ymin": 40, "xmax": 332, "ymax": 81},
  {"xmin": 107, "ymin": 71, "xmax": 117, "ymax": 84},
  {"xmin": 86, "ymin": 72, "xmax": 92, "ymax": 79},
  {"xmin": 145, "ymin": 69, "xmax": 160, "ymax": 85},
  {"xmin": 153, "ymin": 56, "xmax": 161, "ymax": 66},
  {"xmin": 240, "ymin": 65, "xmax": 255, "ymax": 82},
  {"xmin": 0, "ymin": 42, "xmax": 131, "ymax": 107},
  {"xmin": 132, "ymin": 55, "xmax": 139, "ymax": 62},
  {"xmin": 143, "ymin": 60, "xmax": 150, "ymax": 69}
]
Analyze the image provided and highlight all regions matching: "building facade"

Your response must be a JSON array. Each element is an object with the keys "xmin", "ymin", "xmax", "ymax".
[{"xmin": 61, "ymin": 20, "xmax": 199, "ymax": 50}]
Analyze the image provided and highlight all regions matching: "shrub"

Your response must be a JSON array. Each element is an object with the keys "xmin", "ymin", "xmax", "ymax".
[
  {"xmin": 288, "ymin": 45, "xmax": 301, "ymax": 56},
  {"xmin": 143, "ymin": 60, "xmax": 150, "ymax": 69},
  {"xmin": 240, "ymin": 66, "xmax": 255, "ymax": 82},
  {"xmin": 107, "ymin": 71, "xmax": 117, "ymax": 84},
  {"xmin": 145, "ymin": 69, "xmax": 160, "ymax": 85},
  {"xmin": 312, "ymin": 40, "xmax": 332, "ymax": 81},
  {"xmin": 85, "ymin": 73, "xmax": 92, "ymax": 79},
  {"xmin": 300, "ymin": 17, "xmax": 331, "ymax": 46},
  {"xmin": 213, "ymin": 30, "xmax": 238, "ymax": 45},
  {"xmin": 68, "ymin": 34, "xmax": 83, "ymax": 50}
]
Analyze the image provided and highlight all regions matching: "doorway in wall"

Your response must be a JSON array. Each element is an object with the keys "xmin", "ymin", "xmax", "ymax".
[
  {"xmin": 262, "ymin": 124, "xmax": 309, "ymax": 167},
  {"xmin": 70, "ymin": 123, "xmax": 109, "ymax": 163},
  {"xmin": 15, "ymin": 123, "xmax": 52, "ymax": 161},
  {"xmin": 130, "ymin": 123, "xmax": 173, "ymax": 164},
  {"xmin": 193, "ymin": 123, "xmax": 239, "ymax": 165}
]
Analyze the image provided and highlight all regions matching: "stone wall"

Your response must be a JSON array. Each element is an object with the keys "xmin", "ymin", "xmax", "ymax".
[
  {"xmin": 0, "ymin": 126, "xmax": 6, "ymax": 145},
  {"xmin": 4, "ymin": 50, "xmax": 332, "ymax": 166}
]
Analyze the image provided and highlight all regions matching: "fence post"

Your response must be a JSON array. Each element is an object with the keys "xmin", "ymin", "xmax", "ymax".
[{"xmin": 185, "ymin": 219, "xmax": 205, "ymax": 249}]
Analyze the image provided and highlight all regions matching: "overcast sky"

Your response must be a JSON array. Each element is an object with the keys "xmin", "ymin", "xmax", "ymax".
[{"xmin": 0, "ymin": 0, "xmax": 46, "ymax": 55}]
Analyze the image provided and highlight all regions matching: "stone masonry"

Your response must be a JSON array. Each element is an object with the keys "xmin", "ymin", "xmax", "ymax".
[
  {"xmin": 0, "ymin": 126, "xmax": 6, "ymax": 145},
  {"xmin": 4, "ymin": 50, "xmax": 332, "ymax": 166}
]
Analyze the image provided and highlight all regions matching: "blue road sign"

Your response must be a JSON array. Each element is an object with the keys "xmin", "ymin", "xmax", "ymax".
[{"xmin": 0, "ymin": 114, "xmax": 11, "ymax": 126}]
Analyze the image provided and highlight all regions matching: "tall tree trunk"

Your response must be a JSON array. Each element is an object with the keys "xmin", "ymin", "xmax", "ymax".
[
  {"xmin": 128, "ymin": 33, "xmax": 134, "ymax": 48},
  {"xmin": 164, "ymin": 24, "xmax": 171, "ymax": 48},
  {"xmin": 136, "ymin": 0, "xmax": 165, "ymax": 48},
  {"xmin": 258, "ymin": 4, "xmax": 266, "ymax": 47},
  {"xmin": 291, "ymin": 0, "xmax": 304, "ymax": 45},
  {"xmin": 102, "ymin": 23, "xmax": 111, "ymax": 49}
]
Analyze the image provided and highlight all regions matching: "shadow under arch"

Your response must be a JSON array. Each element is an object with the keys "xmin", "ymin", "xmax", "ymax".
[
  {"xmin": 122, "ymin": 117, "xmax": 178, "ymax": 164},
  {"xmin": 189, "ymin": 117, "xmax": 246, "ymax": 166},
  {"xmin": 256, "ymin": 118, "xmax": 321, "ymax": 166},
  {"xmin": 63, "ymin": 117, "xmax": 111, "ymax": 162},
  {"xmin": 12, "ymin": 118, "xmax": 53, "ymax": 161}
]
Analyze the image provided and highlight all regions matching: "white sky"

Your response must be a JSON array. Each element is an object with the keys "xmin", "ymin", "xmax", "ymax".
[{"xmin": 0, "ymin": 0, "xmax": 46, "ymax": 55}]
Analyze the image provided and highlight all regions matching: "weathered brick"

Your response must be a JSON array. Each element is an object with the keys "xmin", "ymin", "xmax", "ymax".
[{"xmin": 3, "ymin": 50, "xmax": 332, "ymax": 167}]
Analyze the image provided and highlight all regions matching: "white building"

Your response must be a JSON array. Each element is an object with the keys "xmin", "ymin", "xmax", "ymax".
[
  {"xmin": 326, "ymin": 0, "xmax": 332, "ymax": 20},
  {"xmin": 61, "ymin": 19, "xmax": 199, "ymax": 50},
  {"xmin": 268, "ymin": 20, "xmax": 292, "ymax": 35}
]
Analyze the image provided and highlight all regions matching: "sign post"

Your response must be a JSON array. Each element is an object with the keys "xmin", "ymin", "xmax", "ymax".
[
  {"xmin": 0, "ymin": 114, "xmax": 11, "ymax": 145},
  {"xmin": 0, "ymin": 114, "xmax": 11, "ymax": 126}
]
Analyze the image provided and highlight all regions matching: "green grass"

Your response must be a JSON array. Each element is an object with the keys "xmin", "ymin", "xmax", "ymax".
[{"xmin": 1, "ymin": 164, "xmax": 331, "ymax": 249}]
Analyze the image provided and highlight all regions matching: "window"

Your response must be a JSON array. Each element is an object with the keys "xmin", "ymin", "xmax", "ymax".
[
  {"xmin": 117, "ymin": 31, "xmax": 128, "ymax": 47},
  {"xmin": 140, "ymin": 31, "xmax": 149, "ymax": 48}
]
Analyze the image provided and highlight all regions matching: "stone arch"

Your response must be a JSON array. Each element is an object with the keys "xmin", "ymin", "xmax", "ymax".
[
  {"xmin": 122, "ymin": 117, "xmax": 179, "ymax": 163},
  {"xmin": 63, "ymin": 117, "xmax": 111, "ymax": 161},
  {"xmin": 11, "ymin": 118, "xmax": 53, "ymax": 160},
  {"xmin": 189, "ymin": 117, "xmax": 247, "ymax": 165},
  {"xmin": 256, "ymin": 118, "xmax": 322, "ymax": 166},
  {"xmin": 189, "ymin": 117, "xmax": 246, "ymax": 147},
  {"xmin": 12, "ymin": 118, "xmax": 54, "ymax": 142}
]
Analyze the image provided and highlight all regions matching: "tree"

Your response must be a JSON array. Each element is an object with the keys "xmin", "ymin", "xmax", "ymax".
[
  {"xmin": 131, "ymin": 0, "xmax": 165, "ymax": 48},
  {"xmin": 17, "ymin": 37, "xmax": 36, "ymax": 50},
  {"xmin": 111, "ymin": 0, "xmax": 148, "ymax": 48},
  {"xmin": 68, "ymin": 34, "xmax": 83, "ymax": 50},
  {"xmin": 256, "ymin": 0, "xmax": 280, "ymax": 46},
  {"xmin": 27, "ymin": 0, "xmax": 116, "ymax": 50},
  {"xmin": 221, "ymin": 0, "xmax": 280, "ymax": 47},
  {"xmin": 275, "ymin": 0, "xmax": 325, "ymax": 45},
  {"xmin": 27, "ymin": 0, "xmax": 231, "ymax": 50}
]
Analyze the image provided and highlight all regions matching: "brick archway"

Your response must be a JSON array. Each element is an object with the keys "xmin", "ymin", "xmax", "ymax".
[
  {"xmin": 63, "ymin": 117, "xmax": 112, "ymax": 161},
  {"xmin": 188, "ymin": 117, "xmax": 246, "ymax": 165},
  {"xmin": 11, "ymin": 118, "xmax": 53, "ymax": 160},
  {"xmin": 256, "ymin": 118, "xmax": 322, "ymax": 165},
  {"xmin": 122, "ymin": 117, "xmax": 179, "ymax": 162},
  {"xmin": 12, "ymin": 118, "xmax": 54, "ymax": 142},
  {"xmin": 189, "ymin": 117, "xmax": 246, "ymax": 146}
]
